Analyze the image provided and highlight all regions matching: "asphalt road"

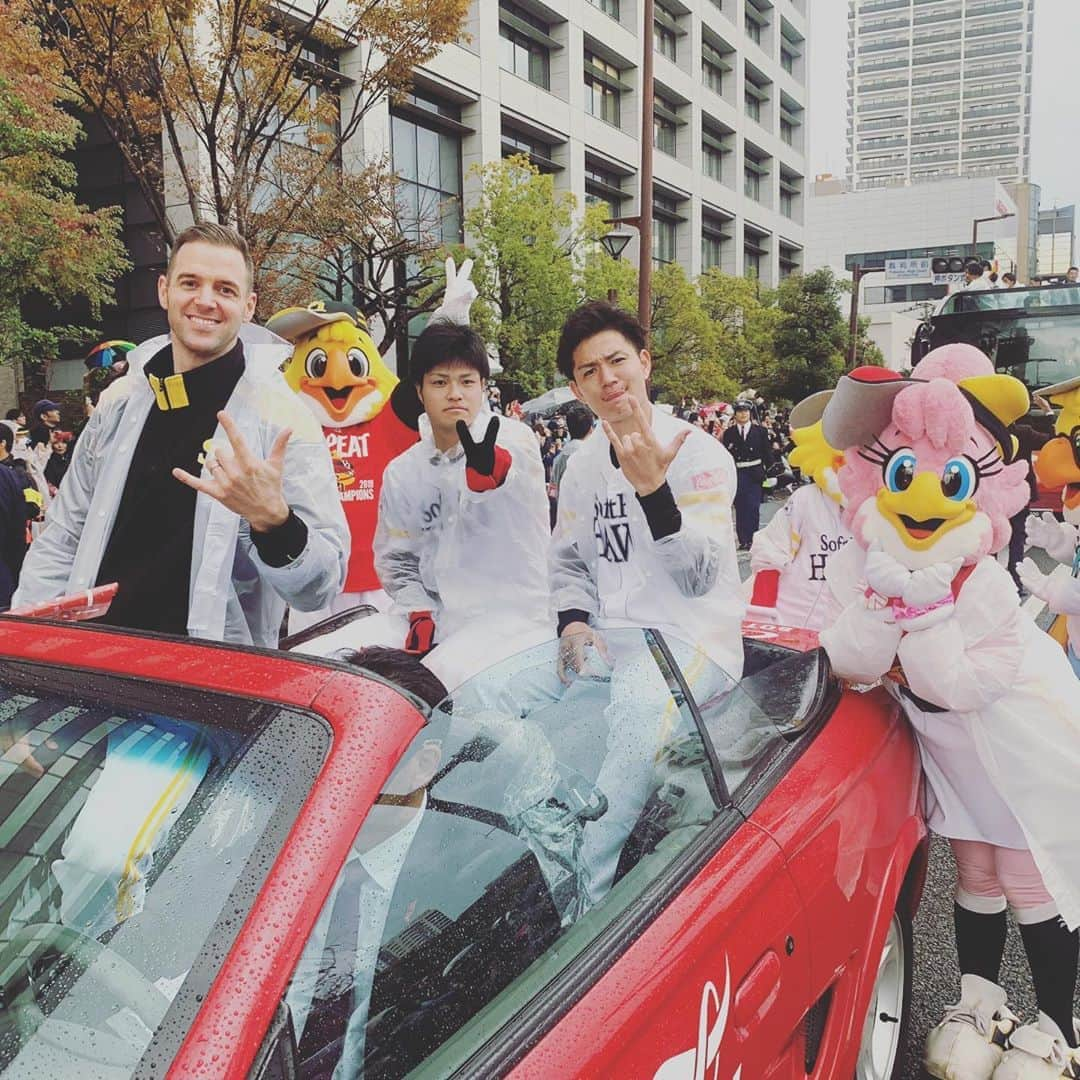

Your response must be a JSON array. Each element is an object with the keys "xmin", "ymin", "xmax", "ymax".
[{"xmin": 742, "ymin": 494, "xmax": 1071, "ymax": 1078}]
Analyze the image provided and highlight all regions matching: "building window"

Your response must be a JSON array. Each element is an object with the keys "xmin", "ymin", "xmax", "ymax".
[
  {"xmin": 744, "ymin": 68, "xmax": 769, "ymax": 124},
  {"xmin": 704, "ymin": 144, "xmax": 725, "ymax": 181},
  {"xmin": 745, "ymin": 12, "xmax": 761, "ymax": 43},
  {"xmin": 781, "ymin": 117, "xmax": 794, "ymax": 144},
  {"xmin": 390, "ymin": 97, "xmax": 463, "ymax": 246},
  {"xmin": 584, "ymin": 51, "xmax": 623, "ymax": 127},
  {"xmin": 501, "ymin": 127, "xmax": 559, "ymax": 173},
  {"xmin": 655, "ymin": 2, "xmax": 680, "ymax": 61},
  {"xmin": 781, "ymin": 45, "xmax": 794, "ymax": 73},
  {"xmin": 654, "ymin": 218, "xmax": 677, "ymax": 264},
  {"xmin": 744, "ymin": 246, "xmax": 762, "ymax": 278},
  {"xmin": 745, "ymin": 90, "xmax": 760, "ymax": 122},
  {"xmin": 499, "ymin": 2, "xmax": 552, "ymax": 89},
  {"xmin": 744, "ymin": 147, "xmax": 769, "ymax": 203},
  {"xmin": 779, "ymin": 244, "xmax": 800, "ymax": 279},
  {"xmin": 702, "ymin": 39, "xmax": 730, "ymax": 94},
  {"xmin": 654, "ymin": 94, "xmax": 680, "ymax": 156},
  {"xmin": 744, "ymin": 166, "xmax": 760, "ymax": 201},
  {"xmin": 585, "ymin": 162, "xmax": 625, "ymax": 219},
  {"xmin": 656, "ymin": 21, "xmax": 677, "ymax": 60},
  {"xmin": 702, "ymin": 234, "xmax": 722, "ymax": 269},
  {"xmin": 587, "ymin": 0, "xmax": 620, "ymax": 18}
]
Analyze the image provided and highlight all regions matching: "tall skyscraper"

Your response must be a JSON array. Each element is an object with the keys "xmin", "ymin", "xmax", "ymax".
[{"xmin": 847, "ymin": 0, "xmax": 1034, "ymax": 191}]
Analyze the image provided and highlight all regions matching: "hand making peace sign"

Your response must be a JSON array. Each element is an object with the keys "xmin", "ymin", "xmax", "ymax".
[
  {"xmin": 173, "ymin": 411, "xmax": 291, "ymax": 533},
  {"xmin": 602, "ymin": 396, "xmax": 690, "ymax": 496},
  {"xmin": 456, "ymin": 416, "xmax": 500, "ymax": 477}
]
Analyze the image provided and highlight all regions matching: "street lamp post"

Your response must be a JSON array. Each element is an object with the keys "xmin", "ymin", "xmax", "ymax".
[
  {"xmin": 639, "ymin": 0, "xmax": 655, "ymax": 333},
  {"xmin": 847, "ymin": 264, "xmax": 885, "ymax": 370},
  {"xmin": 972, "ymin": 212, "xmax": 1015, "ymax": 258},
  {"xmin": 599, "ymin": 229, "xmax": 633, "ymax": 304}
]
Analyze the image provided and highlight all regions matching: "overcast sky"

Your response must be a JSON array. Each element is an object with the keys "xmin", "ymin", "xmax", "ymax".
[{"xmin": 808, "ymin": 0, "xmax": 1080, "ymax": 211}]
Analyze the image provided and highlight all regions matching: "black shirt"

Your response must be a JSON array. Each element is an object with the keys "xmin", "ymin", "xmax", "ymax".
[{"xmin": 95, "ymin": 341, "xmax": 245, "ymax": 634}]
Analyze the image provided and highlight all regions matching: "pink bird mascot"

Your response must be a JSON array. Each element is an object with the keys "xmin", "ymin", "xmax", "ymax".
[{"xmin": 819, "ymin": 344, "xmax": 1080, "ymax": 1080}]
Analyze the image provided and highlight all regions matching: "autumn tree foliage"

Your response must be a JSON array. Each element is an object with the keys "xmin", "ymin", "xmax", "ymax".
[
  {"xmin": 0, "ymin": 0, "xmax": 127, "ymax": 360},
  {"xmin": 31, "ymin": 0, "xmax": 468, "ymax": 315}
]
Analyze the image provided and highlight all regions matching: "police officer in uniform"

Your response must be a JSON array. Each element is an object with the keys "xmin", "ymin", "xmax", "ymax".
[{"xmin": 722, "ymin": 400, "xmax": 773, "ymax": 549}]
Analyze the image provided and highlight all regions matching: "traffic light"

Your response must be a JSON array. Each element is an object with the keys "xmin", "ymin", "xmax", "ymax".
[{"xmin": 931, "ymin": 257, "xmax": 967, "ymax": 275}]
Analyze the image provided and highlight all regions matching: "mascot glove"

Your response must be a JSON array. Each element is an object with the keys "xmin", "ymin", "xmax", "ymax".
[
  {"xmin": 863, "ymin": 544, "xmax": 912, "ymax": 602},
  {"xmin": 431, "ymin": 257, "xmax": 478, "ymax": 327},
  {"xmin": 1026, "ymin": 512, "xmax": 1079, "ymax": 564},
  {"xmin": 1016, "ymin": 557, "xmax": 1062, "ymax": 605},
  {"xmin": 900, "ymin": 558, "xmax": 963, "ymax": 607},
  {"xmin": 745, "ymin": 603, "xmax": 781, "ymax": 625},
  {"xmin": 405, "ymin": 611, "xmax": 436, "ymax": 655}
]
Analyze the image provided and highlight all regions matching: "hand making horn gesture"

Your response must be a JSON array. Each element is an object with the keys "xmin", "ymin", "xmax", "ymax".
[
  {"xmin": 173, "ymin": 411, "xmax": 291, "ymax": 533},
  {"xmin": 601, "ymin": 396, "xmax": 690, "ymax": 496}
]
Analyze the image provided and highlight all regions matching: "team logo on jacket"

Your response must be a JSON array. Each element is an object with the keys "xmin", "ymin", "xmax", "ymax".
[{"xmin": 594, "ymin": 494, "xmax": 632, "ymax": 563}]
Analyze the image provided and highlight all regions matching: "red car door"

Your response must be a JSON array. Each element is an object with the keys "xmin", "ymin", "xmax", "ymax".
[{"xmin": 514, "ymin": 818, "xmax": 811, "ymax": 1080}]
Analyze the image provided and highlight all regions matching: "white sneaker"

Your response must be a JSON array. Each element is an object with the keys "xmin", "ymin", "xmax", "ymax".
[
  {"xmin": 992, "ymin": 1013, "xmax": 1080, "ymax": 1079},
  {"xmin": 926, "ymin": 974, "xmax": 1020, "ymax": 1080}
]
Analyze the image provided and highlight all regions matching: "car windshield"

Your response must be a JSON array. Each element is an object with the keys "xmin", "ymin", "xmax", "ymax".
[
  {"xmin": 0, "ymin": 665, "xmax": 327, "ymax": 1077},
  {"xmin": 284, "ymin": 628, "xmax": 830, "ymax": 1079}
]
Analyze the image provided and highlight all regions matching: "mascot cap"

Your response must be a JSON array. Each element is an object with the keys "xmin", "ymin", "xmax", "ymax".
[
  {"xmin": 822, "ymin": 364, "xmax": 1028, "ymax": 461},
  {"xmin": 1040, "ymin": 375, "xmax": 1080, "ymax": 401},
  {"xmin": 789, "ymin": 389, "xmax": 833, "ymax": 430},
  {"xmin": 266, "ymin": 300, "xmax": 365, "ymax": 343}
]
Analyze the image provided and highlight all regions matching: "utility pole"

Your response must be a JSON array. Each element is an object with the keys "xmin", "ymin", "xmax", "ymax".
[
  {"xmin": 847, "ymin": 264, "xmax": 885, "ymax": 369},
  {"xmin": 638, "ymin": 0, "xmax": 654, "ymax": 333},
  {"xmin": 972, "ymin": 212, "xmax": 1015, "ymax": 258}
]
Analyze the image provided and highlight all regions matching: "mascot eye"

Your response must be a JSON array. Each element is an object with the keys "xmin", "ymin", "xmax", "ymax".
[
  {"xmin": 883, "ymin": 449, "xmax": 917, "ymax": 493},
  {"xmin": 304, "ymin": 348, "xmax": 328, "ymax": 380},
  {"xmin": 941, "ymin": 457, "xmax": 978, "ymax": 501},
  {"xmin": 347, "ymin": 348, "xmax": 370, "ymax": 379}
]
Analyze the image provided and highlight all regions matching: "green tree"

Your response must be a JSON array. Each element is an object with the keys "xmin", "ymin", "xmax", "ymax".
[
  {"xmin": 648, "ymin": 263, "xmax": 736, "ymax": 402},
  {"xmin": 697, "ymin": 269, "xmax": 781, "ymax": 396},
  {"xmin": 0, "ymin": 0, "xmax": 127, "ymax": 361},
  {"xmin": 465, "ymin": 157, "xmax": 621, "ymax": 395},
  {"xmin": 767, "ymin": 267, "xmax": 852, "ymax": 403}
]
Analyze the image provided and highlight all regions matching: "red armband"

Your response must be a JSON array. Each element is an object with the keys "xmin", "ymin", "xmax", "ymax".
[
  {"xmin": 750, "ymin": 568, "xmax": 780, "ymax": 607},
  {"xmin": 465, "ymin": 445, "xmax": 511, "ymax": 492}
]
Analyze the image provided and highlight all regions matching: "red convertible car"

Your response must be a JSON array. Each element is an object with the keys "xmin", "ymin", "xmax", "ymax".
[{"xmin": 0, "ymin": 614, "xmax": 925, "ymax": 1080}]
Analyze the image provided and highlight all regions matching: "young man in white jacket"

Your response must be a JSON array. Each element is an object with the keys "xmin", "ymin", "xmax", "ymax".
[
  {"xmin": 13, "ymin": 224, "xmax": 348, "ymax": 646},
  {"xmin": 544, "ymin": 301, "xmax": 744, "ymax": 903},
  {"xmin": 296, "ymin": 321, "xmax": 552, "ymax": 693}
]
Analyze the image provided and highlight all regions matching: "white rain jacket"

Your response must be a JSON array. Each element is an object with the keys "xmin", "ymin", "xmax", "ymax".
[
  {"xmin": 551, "ymin": 407, "xmax": 744, "ymax": 678},
  {"xmin": 822, "ymin": 548, "xmax": 1080, "ymax": 929},
  {"xmin": 373, "ymin": 409, "xmax": 551, "ymax": 640},
  {"xmin": 1034, "ymin": 518, "xmax": 1080, "ymax": 654},
  {"xmin": 12, "ymin": 326, "xmax": 349, "ymax": 647},
  {"xmin": 749, "ymin": 483, "xmax": 852, "ymax": 631}
]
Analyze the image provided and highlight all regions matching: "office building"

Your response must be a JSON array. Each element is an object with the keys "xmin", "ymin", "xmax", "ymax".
[
  {"xmin": 1037, "ymin": 205, "xmax": 1076, "ymax": 277},
  {"xmin": 847, "ymin": 0, "xmax": 1034, "ymax": 191}
]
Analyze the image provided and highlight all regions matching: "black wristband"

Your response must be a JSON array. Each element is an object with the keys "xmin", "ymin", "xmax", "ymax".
[
  {"xmin": 250, "ymin": 509, "xmax": 308, "ymax": 567},
  {"xmin": 636, "ymin": 482, "xmax": 682, "ymax": 540},
  {"xmin": 557, "ymin": 608, "xmax": 591, "ymax": 636}
]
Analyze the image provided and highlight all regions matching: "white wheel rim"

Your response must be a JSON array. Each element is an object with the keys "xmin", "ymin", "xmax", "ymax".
[{"xmin": 855, "ymin": 912, "xmax": 906, "ymax": 1080}]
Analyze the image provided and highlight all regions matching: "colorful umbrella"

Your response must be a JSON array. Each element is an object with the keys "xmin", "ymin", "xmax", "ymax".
[{"xmin": 85, "ymin": 340, "xmax": 136, "ymax": 371}]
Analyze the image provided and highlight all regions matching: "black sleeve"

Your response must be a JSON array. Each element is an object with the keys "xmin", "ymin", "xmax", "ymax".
[
  {"xmin": 636, "ymin": 482, "xmax": 682, "ymax": 540},
  {"xmin": 557, "ymin": 609, "xmax": 591, "ymax": 636},
  {"xmin": 250, "ymin": 509, "xmax": 309, "ymax": 567}
]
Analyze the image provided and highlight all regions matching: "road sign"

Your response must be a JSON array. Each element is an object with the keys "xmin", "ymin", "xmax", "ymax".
[{"xmin": 884, "ymin": 257, "xmax": 932, "ymax": 285}]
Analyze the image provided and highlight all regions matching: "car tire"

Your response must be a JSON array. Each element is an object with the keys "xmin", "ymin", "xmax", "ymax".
[{"xmin": 854, "ymin": 905, "xmax": 913, "ymax": 1080}]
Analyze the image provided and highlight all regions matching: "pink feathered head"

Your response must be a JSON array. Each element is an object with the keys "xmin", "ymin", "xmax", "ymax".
[{"xmin": 833, "ymin": 345, "xmax": 1030, "ymax": 564}]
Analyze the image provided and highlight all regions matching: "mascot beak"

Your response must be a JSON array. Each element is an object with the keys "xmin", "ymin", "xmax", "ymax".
[
  {"xmin": 301, "ymin": 344, "xmax": 379, "ymax": 422},
  {"xmin": 1035, "ymin": 433, "xmax": 1080, "ymax": 511},
  {"xmin": 877, "ymin": 471, "xmax": 976, "ymax": 550}
]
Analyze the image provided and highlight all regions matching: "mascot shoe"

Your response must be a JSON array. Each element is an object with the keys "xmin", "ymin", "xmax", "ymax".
[
  {"xmin": 992, "ymin": 1014, "xmax": 1080, "ymax": 1080},
  {"xmin": 926, "ymin": 974, "xmax": 1020, "ymax": 1080}
]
